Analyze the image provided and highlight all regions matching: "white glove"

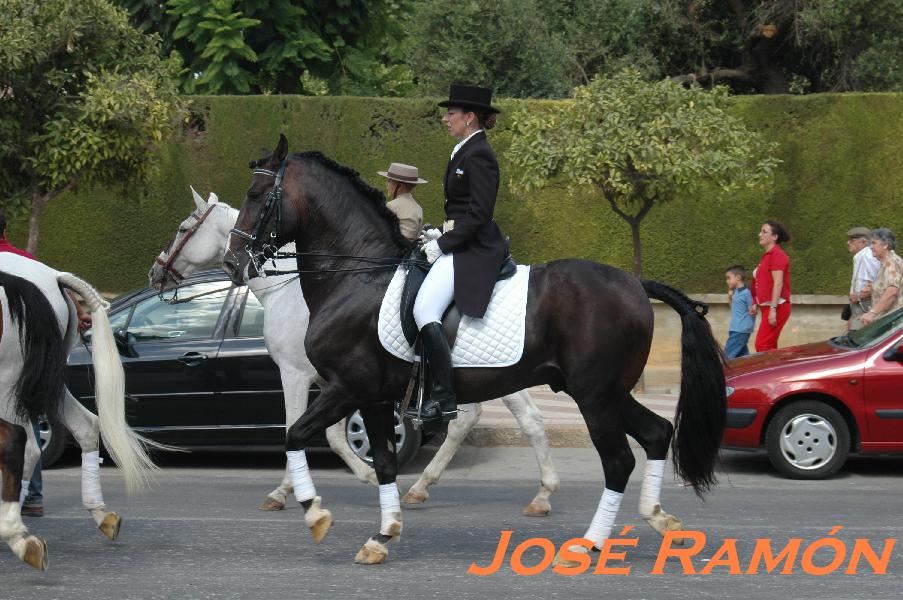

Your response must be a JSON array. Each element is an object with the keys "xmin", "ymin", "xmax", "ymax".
[
  {"xmin": 423, "ymin": 239, "xmax": 443, "ymax": 264},
  {"xmin": 420, "ymin": 228, "xmax": 442, "ymax": 242}
]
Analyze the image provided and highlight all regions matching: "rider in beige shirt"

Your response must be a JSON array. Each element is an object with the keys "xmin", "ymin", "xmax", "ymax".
[{"xmin": 378, "ymin": 163, "xmax": 425, "ymax": 242}]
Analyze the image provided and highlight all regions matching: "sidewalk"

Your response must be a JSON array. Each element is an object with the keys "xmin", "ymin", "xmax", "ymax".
[{"xmin": 463, "ymin": 385, "xmax": 679, "ymax": 448}]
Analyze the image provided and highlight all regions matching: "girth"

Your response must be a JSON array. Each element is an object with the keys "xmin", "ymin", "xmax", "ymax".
[{"xmin": 399, "ymin": 248, "xmax": 517, "ymax": 348}]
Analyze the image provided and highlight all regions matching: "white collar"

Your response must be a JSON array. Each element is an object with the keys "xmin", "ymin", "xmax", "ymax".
[{"xmin": 450, "ymin": 129, "xmax": 483, "ymax": 160}]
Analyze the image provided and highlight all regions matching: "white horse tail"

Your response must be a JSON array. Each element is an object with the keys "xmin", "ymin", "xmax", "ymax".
[{"xmin": 57, "ymin": 272, "xmax": 158, "ymax": 495}]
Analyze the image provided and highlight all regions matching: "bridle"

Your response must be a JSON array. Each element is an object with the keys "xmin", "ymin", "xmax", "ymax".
[
  {"xmin": 155, "ymin": 203, "xmax": 218, "ymax": 285},
  {"xmin": 228, "ymin": 161, "xmax": 287, "ymax": 277}
]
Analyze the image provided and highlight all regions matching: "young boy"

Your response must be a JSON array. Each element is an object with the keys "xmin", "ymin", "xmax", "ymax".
[{"xmin": 725, "ymin": 265, "xmax": 755, "ymax": 359}]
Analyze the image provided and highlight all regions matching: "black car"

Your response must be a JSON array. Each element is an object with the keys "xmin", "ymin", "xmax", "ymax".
[{"xmin": 51, "ymin": 270, "xmax": 439, "ymax": 467}]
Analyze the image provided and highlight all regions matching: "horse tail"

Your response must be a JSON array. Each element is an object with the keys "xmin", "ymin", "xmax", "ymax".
[
  {"xmin": 641, "ymin": 279, "xmax": 726, "ymax": 496},
  {"xmin": 57, "ymin": 273, "xmax": 159, "ymax": 495},
  {"xmin": 0, "ymin": 271, "xmax": 66, "ymax": 423}
]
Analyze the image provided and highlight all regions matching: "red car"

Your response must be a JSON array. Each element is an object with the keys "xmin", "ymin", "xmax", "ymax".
[{"xmin": 723, "ymin": 306, "xmax": 903, "ymax": 479}]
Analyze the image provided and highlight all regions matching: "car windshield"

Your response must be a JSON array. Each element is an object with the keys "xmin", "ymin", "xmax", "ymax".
[{"xmin": 833, "ymin": 306, "xmax": 903, "ymax": 349}]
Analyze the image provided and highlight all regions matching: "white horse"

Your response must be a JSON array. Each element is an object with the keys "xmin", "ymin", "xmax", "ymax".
[
  {"xmin": 148, "ymin": 188, "xmax": 560, "ymax": 516},
  {"xmin": 0, "ymin": 255, "xmax": 158, "ymax": 571}
]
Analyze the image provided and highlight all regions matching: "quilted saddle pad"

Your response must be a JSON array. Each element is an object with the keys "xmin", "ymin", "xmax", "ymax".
[{"xmin": 377, "ymin": 264, "xmax": 530, "ymax": 367}]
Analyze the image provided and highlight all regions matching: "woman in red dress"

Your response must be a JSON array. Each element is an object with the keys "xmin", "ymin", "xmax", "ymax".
[{"xmin": 752, "ymin": 220, "xmax": 792, "ymax": 351}]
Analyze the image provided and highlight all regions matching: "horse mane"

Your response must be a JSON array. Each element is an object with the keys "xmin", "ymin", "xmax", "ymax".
[{"xmin": 291, "ymin": 151, "xmax": 411, "ymax": 251}]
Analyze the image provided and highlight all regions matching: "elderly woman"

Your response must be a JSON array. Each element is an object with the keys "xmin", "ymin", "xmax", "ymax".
[
  {"xmin": 860, "ymin": 228, "xmax": 903, "ymax": 327},
  {"xmin": 411, "ymin": 84, "xmax": 508, "ymax": 424},
  {"xmin": 377, "ymin": 162, "xmax": 425, "ymax": 242}
]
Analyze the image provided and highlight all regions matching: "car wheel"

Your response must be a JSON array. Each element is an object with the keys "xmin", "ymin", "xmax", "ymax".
[
  {"xmin": 765, "ymin": 400, "xmax": 850, "ymax": 479},
  {"xmin": 37, "ymin": 416, "xmax": 70, "ymax": 468},
  {"xmin": 345, "ymin": 410, "xmax": 422, "ymax": 469}
]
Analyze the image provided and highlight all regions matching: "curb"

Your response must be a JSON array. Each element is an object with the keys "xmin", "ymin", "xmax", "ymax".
[{"xmin": 464, "ymin": 423, "xmax": 645, "ymax": 449}]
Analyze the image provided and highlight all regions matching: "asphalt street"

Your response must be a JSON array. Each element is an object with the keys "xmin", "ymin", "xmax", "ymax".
[{"xmin": 3, "ymin": 445, "xmax": 902, "ymax": 600}]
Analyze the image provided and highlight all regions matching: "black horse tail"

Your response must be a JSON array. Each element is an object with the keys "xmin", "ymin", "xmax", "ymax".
[
  {"xmin": 0, "ymin": 271, "xmax": 66, "ymax": 422},
  {"xmin": 642, "ymin": 279, "xmax": 726, "ymax": 496}
]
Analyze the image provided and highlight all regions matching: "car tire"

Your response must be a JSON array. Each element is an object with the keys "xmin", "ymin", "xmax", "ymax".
[
  {"xmin": 765, "ymin": 400, "xmax": 850, "ymax": 479},
  {"xmin": 37, "ymin": 416, "xmax": 70, "ymax": 468},
  {"xmin": 345, "ymin": 410, "xmax": 422, "ymax": 469}
]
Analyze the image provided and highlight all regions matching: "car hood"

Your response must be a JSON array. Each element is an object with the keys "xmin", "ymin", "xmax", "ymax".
[{"xmin": 725, "ymin": 340, "xmax": 851, "ymax": 378}]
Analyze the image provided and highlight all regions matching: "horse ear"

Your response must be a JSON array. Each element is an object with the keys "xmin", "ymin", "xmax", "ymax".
[
  {"xmin": 274, "ymin": 134, "xmax": 288, "ymax": 163},
  {"xmin": 190, "ymin": 185, "xmax": 205, "ymax": 210},
  {"xmin": 208, "ymin": 192, "xmax": 219, "ymax": 205}
]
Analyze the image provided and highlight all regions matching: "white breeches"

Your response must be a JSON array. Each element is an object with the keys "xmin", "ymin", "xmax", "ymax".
[{"xmin": 413, "ymin": 253, "xmax": 455, "ymax": 329}]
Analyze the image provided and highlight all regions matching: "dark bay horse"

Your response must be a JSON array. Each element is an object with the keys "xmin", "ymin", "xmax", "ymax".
[{"xmin": 223, "ymin": 135, "xmax": 726, "ymax": 564}]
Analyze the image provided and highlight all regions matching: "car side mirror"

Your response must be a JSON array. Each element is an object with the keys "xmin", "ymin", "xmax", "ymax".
[
  {"xmin": 884, "ymin": 343, "xmax": 903, "ymax": 362},
  {"xmin": 114, "ymin": 328, "xmax": 137, "ymax": 358}
]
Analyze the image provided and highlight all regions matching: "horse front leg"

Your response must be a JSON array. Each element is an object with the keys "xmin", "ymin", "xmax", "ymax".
[
  {"xmin": 354, "ymin": 402, "xmax": 400, "ymax": 565},
  {"xmin": 0, "ymin": 419, "xmax": 47, "ymax": 571},
  {"xmin": 284, "ymin": 386, "xmax": 359, "ymax": 544},
  {"xmin": 501, "ymin": 390, "xmax": 560, "ymax": 517},
  {"xmin": 59, "ymin": 388, "xmax": 122, "ymax": 540},
  {"xmin": 402, "ymin": 402, "xmax": 481, "ymax": 505}
]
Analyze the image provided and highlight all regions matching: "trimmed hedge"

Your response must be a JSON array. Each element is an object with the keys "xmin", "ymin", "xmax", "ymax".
[{"xmin": 10, "ymin": 93, "xmax": 903, "ymax": 294}]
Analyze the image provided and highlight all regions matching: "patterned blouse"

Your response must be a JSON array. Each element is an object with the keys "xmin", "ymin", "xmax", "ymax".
[{"xmin": 872, "ymin": 250, "xmax": 903, "ymax": 315}]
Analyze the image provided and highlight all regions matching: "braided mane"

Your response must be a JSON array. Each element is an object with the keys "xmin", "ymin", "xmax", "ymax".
[{"xmin": 292, "ymin": 151, "xmax": 411, "ymax": 251}]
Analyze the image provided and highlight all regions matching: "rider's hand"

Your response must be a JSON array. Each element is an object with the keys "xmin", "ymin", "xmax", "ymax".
[
  {"xmin": 420, "ymin": 228, "xmax": 442, "ymax": 243},
  {"xmin": 423, "ymin": 240, "xmax": 443, "ymax": 264}
]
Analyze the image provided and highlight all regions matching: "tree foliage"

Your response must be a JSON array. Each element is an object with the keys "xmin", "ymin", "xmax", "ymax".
[
  {"xmin": 115, "ymin": 0, "xmax": 416, "ymax": 95},
  {"xmin": 508, "ymin": 70, "xmax": 779, "ymax": 276},
  {"xmin": 0, "ymin": 0, "xmax": 183, "ymax": 253}
]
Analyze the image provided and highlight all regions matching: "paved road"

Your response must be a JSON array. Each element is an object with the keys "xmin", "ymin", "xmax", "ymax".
[{"xmin": 3, "ymin": 446, "xmax": 902, "ymax": 600}]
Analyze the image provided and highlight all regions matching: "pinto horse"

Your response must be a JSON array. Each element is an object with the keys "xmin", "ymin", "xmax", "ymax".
[{"xmin": 223, "ymin": 135, "xmax": 726, "ymax": 565}]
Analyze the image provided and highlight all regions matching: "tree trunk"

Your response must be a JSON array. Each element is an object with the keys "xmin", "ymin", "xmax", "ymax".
[
  {"xmin": 27, "ymin": 193, "xmax": 47, "ymax": 255},
  {"xmin": 630, "ymin": 219, "xmax": 643, "ymax": 278}
]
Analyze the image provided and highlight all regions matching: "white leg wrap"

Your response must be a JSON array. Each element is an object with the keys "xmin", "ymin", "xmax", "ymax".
[
  {"xmin": 583, "ymin": 488, "xmax": 624, "ymax": 548},
  {"xmin": 639, "ymin": 459, "xmax": 666, "ymax": 516},
  {"xmin": 286, "ymin": 450, "xmax": 316, "ymax": 502},
  {"xmin": 0, "ymin": 501, "xmax": 28, "ymax": 558},
  {"xmin": 19, "ymin": 480, "xmax": 29, "ymax": 506},
  {"xmin": 82, "ymin": 451, "xmax": 106, "ymax": 509},
  {"xmin": 378, "ymin": 483, "xmax": 402, "ymax": 537}
]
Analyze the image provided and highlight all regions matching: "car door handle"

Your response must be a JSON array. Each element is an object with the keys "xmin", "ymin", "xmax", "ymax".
[{"xmin": 178, "ymin": 352, "xmax": 209, "ymax": 366}]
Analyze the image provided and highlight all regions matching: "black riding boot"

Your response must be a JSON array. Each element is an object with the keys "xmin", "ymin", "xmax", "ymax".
[{"xmin": 408, "ymin": 322, "xmax": 457, "ymax": 423}]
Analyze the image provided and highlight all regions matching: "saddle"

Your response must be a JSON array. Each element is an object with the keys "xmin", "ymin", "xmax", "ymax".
[{"xmin": 399, "ymin": 247, "xmax": 517, "ymax": 348}]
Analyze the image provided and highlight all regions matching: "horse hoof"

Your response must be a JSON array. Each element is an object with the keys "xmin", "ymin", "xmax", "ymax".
[
  {"xmin": 258, "ymin": 497, "xmax": 285, "ymax": 511},
  {"xmin": 402, "ymin": 489, "xmax": 427, "ymax": 505},
  {"xmin": 354, "ymin": 538, "xmax": 388, "ymax": 565},
  {"xmin": 384, "ymin": 521, "xmax": 402, "ymax": 541},
  {"xmin": 99, "ymin": 513, "xmax": 122, "ymax": 541},
  {"xmin": 643, "ymin": 507, "xmax": 684, "ymax": 545},
  {"xmin": 304, "ymin": 497, "xmax": 333, "ymax": 544},
  {"xmin": 553, "ymin": 545, "xmax": 587, "ymax": 568},
  {"xmin": 522, "ymin": 501, "xmax": 551, "ymax": 517},
  {"xmin": 23, "ymin": 537, "xmax": 48, "ymax": 571}
]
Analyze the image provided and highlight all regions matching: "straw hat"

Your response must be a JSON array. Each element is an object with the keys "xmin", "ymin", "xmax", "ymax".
[{"xmin": 377, "ymin": 162, "xmax": 428, "ymax": 185}]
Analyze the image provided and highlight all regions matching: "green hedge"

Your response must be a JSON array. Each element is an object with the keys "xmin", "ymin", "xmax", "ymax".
[{"xmin": 10, "ymin": 93, "xmax": 903, "ymax": 294}]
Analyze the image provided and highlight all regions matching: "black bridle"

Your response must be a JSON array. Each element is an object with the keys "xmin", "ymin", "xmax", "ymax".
[{"xmin": 229, "ymin": 160, "xmax": 429, "ymax": 278}]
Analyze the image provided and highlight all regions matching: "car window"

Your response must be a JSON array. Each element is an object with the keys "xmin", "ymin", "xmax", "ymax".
[
  {"xmin": 126, "ymin": 281, "xmax": 229, "ymax": 342},
  {"xmin": 845, "ymin": 306, "xmax": 903, "ymax": 348},
  {"xmin": 238, "ymin": 293, "xmax": 265, "ymax": 338},
  {"xmin": 81, "ymin": 306, "xmax": 130, "ymax": 343}
]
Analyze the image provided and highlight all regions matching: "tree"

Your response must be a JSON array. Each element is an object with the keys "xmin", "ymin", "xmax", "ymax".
[
  {"xmin": 507, "ymin": 70, "xmax": 779, "ymax": 277},
  {"xmin": 0, "ymin": 0, "xmax": 183, "ymax": 253},
  {"xmin": 117, "ymin": 0, "xmax": 416, "ymax": 96},
  {"xmin": 663, "ymin": 0, "xmax": 903, "ymax": 94},
  {"xmin": 406, "ymin": 0, "xmax": 573, "ymax": 98}
]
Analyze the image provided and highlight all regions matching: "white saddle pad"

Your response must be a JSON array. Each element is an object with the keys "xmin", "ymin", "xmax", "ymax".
[{"xmin": 377, "ymin": 264, "xmax": 530, "ymax": 367}]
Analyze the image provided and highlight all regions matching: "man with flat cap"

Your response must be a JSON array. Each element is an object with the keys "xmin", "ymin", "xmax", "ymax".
[{"xmin": 846, "ymin": 226, "xmax": 881, "ymax": 330}]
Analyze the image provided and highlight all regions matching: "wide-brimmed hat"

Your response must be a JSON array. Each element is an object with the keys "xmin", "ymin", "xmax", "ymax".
[
  {"xmin": 377, "ymin": 162, "xmax": 428, "ymax": 185},
  {"xmin": 846, "ymin": 226, "xmax": 872, "ymax": 239},
  {"xmin": 438, "ymin": 84, "xmax": 501, "ymax": 115}
]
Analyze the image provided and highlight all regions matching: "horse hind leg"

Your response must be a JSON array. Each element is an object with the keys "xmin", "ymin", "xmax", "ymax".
[
  {"xmin": 59, "ymin": 388, "xmax": 121, "ymax": 540},
  {"xmin": 0, "ymin": 420, "xmax": 48, "ymax": 571},
  {"xmin": 500, "ymin": 390, "xmax": 560, "ymax": 517},
  {"xmin": 622, "ymin": 394, "xmax": 684, "ymax": 542},
  {"xmin": 402, "ymin": 402, "xmax": 481, "ymax": 505}
]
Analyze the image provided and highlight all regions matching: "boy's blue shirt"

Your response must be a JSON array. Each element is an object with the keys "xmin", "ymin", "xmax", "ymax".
[{"xmin": 729, "ymin": 286, "xmax": 755, "ymax": 333}]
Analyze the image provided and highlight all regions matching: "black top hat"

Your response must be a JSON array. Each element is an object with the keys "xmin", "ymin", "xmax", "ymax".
[{"xmin": 438, "ymin": 84, "xmax": 501, "ymax": 114}]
